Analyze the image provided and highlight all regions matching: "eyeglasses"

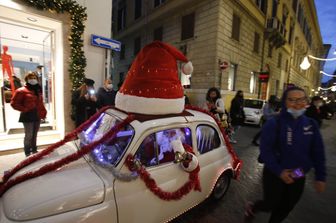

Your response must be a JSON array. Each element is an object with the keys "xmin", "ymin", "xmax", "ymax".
[{"xmin": 286, "ymin": 97, "xmax": 307, "ymax": 104}]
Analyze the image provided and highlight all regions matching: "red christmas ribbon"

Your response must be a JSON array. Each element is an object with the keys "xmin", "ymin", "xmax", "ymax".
[{"xmin": 0, "ymin": 106, "xmax": 135, "ymax": 197}]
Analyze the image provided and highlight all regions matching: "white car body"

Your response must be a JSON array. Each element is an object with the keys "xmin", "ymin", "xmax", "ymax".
[
  {"xmin": 0, "ymin": 108, "xmax": 241, "ymax": 223},
  {"xmin": 243, "ymin": 99, "xmax": 266, "ymax": 126}
]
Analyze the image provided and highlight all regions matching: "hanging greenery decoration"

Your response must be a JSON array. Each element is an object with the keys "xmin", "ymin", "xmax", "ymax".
[{"xmin": 20, "ymin": 0, "xmax": 87, "ymax": 90}]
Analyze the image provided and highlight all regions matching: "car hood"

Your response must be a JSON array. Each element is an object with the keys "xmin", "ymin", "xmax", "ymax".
[{"xmin": 2, "ymin": 143, "xmax": 105, "ymax": 221}]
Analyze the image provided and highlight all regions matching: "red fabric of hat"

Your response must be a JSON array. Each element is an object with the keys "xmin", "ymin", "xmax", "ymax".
[{"xmin": 115, "ymin": 41, "xmax": 192, "ymax": 115}]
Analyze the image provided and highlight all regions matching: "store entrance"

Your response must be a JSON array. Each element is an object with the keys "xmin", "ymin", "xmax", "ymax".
[{"xmin": 0, "ymin": 21, "xmax": 55, "ymax": 135}]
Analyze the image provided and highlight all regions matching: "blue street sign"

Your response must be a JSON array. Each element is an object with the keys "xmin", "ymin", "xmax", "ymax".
[{"xmin": 91, "ymin": 34, "xmax": 121, "ymax": 51}]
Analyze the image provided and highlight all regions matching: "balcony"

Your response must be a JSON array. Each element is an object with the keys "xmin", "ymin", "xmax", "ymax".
[{"xmin": 265, "ymin": 17, "xmax": 287, "ymax": 48}]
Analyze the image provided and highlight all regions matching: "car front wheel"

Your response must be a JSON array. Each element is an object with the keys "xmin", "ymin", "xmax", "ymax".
[{"xmin": 210, "ymin": 172, "xmax": 231, "ymax": 201}]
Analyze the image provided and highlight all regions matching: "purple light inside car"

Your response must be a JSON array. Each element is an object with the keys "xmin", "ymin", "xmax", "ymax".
[
  {"xmin": 94, "ymin": 149, "xmax": 100, "ymax": 154},
  {"xmin": 185, "ymin": 128, "xmax": 191, "ymax": 136}
]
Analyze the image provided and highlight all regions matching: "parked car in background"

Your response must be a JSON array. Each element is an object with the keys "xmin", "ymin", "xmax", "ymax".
[
  {"xmin": 0, "ymin": 108, "xmax": 241, "ymax": 223},
  {"xmin": 243, "ymin": 99, "xmax": 266, "ymax": 126}
]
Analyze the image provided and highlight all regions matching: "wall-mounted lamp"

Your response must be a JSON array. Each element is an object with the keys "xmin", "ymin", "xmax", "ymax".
[{"xmin": 300, "ymin": 55, "xmax": 336, "ymax": 70}]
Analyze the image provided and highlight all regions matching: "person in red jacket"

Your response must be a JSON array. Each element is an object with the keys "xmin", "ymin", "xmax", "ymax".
[{"xmin": 10, "ymin": 72, "xmax": 47, "ymax": 157}]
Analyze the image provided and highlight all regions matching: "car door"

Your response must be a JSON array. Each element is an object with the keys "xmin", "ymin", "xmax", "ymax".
[{"xmin": 113, "ymin": 126, "xmax": 204, "ymax": 223}]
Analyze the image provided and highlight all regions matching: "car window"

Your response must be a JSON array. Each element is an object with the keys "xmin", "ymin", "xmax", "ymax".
[
  {"xmin": 79, "ymin": 112, "xmax": 135, "ymax": 166},
  {"xmin": 135, "ymin": 127, "xmax": 192, "ymax": 167},
  {"xmin": 244, "ymin": 99, "xmax": 264, "ymax": 109},
  {"xmin": 196, "ymin": 125, "xmax": 221, "ymax": 154}
]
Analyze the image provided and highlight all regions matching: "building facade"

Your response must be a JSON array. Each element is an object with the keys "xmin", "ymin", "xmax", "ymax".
[
  {"xmin": 112, "ymin": 0, "xmax": 325, "ymax": 107},
  {"xmin": 0, "ymin": 0, "xmax": 112, "ymax": 151}
]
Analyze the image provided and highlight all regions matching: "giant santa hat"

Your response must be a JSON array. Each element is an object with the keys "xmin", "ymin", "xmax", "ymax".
[{"xmin": 115, "ymin": 41, "xmax": 193, "ymax": 115}]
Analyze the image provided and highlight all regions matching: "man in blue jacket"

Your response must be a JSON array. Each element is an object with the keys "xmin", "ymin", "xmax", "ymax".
[{"xmin": 245, "ymin": 86, "xmax": 326, "ymax": 223}]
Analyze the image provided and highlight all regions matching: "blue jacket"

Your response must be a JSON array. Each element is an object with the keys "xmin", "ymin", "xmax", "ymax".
[{"xmin": 259, "ymin": 112, "xmax": 326, "ymax": 181}]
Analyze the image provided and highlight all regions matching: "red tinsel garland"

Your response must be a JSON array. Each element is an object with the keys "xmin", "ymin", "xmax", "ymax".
[
  {"xmin": 185, "ymin": 105, "xmax": 242, "ymax": 179},
  {"xmin": 0, "ymin": 107, "xmax": 135, "ymax": 197},
  {"xmin": 125, "ymin": 143, "xmax": 201, "ymax": 201}
]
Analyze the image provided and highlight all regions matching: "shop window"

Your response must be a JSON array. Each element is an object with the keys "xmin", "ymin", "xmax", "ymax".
[
  {"xmin": 181, "ymin": 12, "xmax": 195, "ymax": 41},
  {"xmin": 249, "ymin": 72, "xmax": 257, "ymax": 94},
  {"xmin": 153, "ymin": 26, "xmax": 163, "ymax": 41},
  {"xmin": 231, "ymin": 14, "xmax": 241, "ymax": 41},
  {"xmin": 196, "ymin": 125, "xmax": 221, "ymax": 154},
  {"xmin": 228, "ymin": 63, "xmax": 237, "ymax": 91}
]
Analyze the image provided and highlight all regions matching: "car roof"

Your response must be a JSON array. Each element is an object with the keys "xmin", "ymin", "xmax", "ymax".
[{"xmin": 105, "ymin": 108, "xmax": 216, "ymax": 128}]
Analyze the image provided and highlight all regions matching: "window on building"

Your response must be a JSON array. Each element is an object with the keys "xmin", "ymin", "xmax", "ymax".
[
  {"xmin": 196, "ymin": 125, "xmax": 221, "ymax": 154},
  {"xmin": 268, "ymin": 43, "xmax": 273, "ymax": 57},
  {"xmin": 134, "ymin": 0, "xmax": 142, "ymax": 20},
  {"xmin": 117, "ymin": 2, "xmax": 126, "ymax": 31},
  {"xmin": 249, "ymin": 72, "xmax": 257, "ymax": 94},
  {"xmin": 275, "ymin": 79, "xmax": 280, "ymax": 96},
  {"xmin": 120, "ymin": 43, "xmax": 125, "ymax": 60},
  {"xmin": 134, "ymin": 36, "xmax": 141, "ymax": 56},
  {"xmin": 153, "ymin": 26, "xmax": 163, "ymax": 41},
  {"xmin": 231, "ymin": 14, "xmax": 241, "ymax": 41},
  {"xmin": 277, "ymin": 53, "xmax": 282, "ymax": 68},
  {"xmin": 285, "ymin": 59, "xmax": 289, "ymax": 72},
  {"xmin": 154, "ymin": 0, "xmax": 166, "ymax": 7},
  {"xmin": 288, "ymin": 19, "xmax": 294, "ymax": 44},
  {"xmin": 292, "ymin": 0, "xmax": 298, "ymax": 13},
  {"xmin": 181, "ymin": 12, "xmax": 195, "ymax": 41},
  {"xmin": 255, "ymin": 0, "xmax": 267, "ymax": 14},
  {"xmin": 272, "ymin": 0, "xmax": 279, "ymax": 17},
  {"xmin": 228, "ymin": 63, "xmax": 237, "ymax": 91},
  {"xmin": 253, "ymin": 32, "xmax": 260, "ymax": 53}
]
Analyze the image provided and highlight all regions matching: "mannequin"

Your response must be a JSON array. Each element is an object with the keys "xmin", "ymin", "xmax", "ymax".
[{"xmin": 1, "ymin": 45, "xmax": 15, "ymax": 93}]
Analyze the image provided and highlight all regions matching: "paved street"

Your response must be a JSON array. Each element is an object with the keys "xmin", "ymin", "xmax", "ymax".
[{"xmin": 173, "ymin": 119, "xmax": 336, "ymax": 223}]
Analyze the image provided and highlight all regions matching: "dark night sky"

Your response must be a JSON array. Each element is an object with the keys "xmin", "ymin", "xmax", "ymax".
[{"xmin": 315, "ymin": 0, "xmax": 336, "ymax": 83}]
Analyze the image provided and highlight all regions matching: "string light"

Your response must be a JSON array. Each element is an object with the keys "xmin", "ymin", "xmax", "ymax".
[{"xmin": 320, "ymin": 71, "xmax": 336, "ymax": 77}]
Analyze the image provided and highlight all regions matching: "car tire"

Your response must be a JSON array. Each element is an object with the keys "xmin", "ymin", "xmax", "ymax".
[{"xmin": 210, "ymin": 171, "xmax": 231, "ymax": 201}]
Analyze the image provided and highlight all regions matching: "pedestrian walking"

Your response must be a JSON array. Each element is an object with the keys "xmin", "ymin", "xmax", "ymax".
[
  {"xmin": 229, "ymin": 90, "xmax": 245, "ymax": 142},
  {"xmin": 10, "ymin": 72, "xmax": 47, "ymax": 157},
  {"xmin": 305, "ymin": 96, "xmax": 324, "ymax": 127},
  {"xmin": 96, "ymin": 78, "xmax": 117, "ymax": 108},
  {"xmin": 252, "ymin": 95, "xmax": 279, "ymax": 146},
  {"xmin": 244, "ymin": 86, "xmax": 326, "ymax": 223}
]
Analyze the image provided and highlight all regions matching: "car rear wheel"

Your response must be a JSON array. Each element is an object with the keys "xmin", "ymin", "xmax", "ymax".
[{"xmin": 210, "ymin": 172, "xmax": 231, "ymax": 201}]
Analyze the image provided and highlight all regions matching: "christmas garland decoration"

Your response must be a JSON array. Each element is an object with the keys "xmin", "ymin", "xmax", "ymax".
[
  {"xmin": 0, "ymin": 107, "xmax": 135, "ymax": 197},
  {"xmin": 185, "ymin": 105, "xmax": 242, "ymax": 179},
  {"xmin": 125, "ymin": 144, "xmax": 201, "ymax": 201},
  {"xmin": 20, "ymin": 0, "xmax": 87, "ymax": 90}
]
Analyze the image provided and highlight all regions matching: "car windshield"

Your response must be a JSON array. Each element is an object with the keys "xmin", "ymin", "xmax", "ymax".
[
  {"xmin": 244, "ymin": 99, "xmax": 264, "ymax": 109},
  {"xmin": 78, "ymin": 112, "xmax": 134, "ymax": 166}
]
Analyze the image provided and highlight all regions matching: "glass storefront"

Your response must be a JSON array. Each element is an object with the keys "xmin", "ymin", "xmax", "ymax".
[{"xmin": 0, "ymin": 21, "xmax": 55, "ymax": 136}]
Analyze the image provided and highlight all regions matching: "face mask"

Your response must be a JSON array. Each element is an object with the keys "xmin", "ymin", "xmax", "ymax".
[
  {"xmin": 314, "ymin": 102, "xmax": 323, "ymax": 108},
  {"xmin": 287, "ymin": 108, "xmax": 306, "ymax": 118},
  {"xmin": 28, "ymin": 79, "xmax": 38, "ymax": 85},
  {"xmin": 106, "ymin": 84, "xmax": 113, "ymax": 90}
]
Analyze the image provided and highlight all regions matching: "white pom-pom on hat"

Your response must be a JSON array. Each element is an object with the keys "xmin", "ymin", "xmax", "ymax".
[{"xmin": 182, "ymin": 61, "xmax": 193, "ymax": 75}]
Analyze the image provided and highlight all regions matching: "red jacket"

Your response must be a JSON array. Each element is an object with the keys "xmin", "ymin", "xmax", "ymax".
[{"xmin": 10, "ymin": 85, "xmax": 47, "ymax": 119}]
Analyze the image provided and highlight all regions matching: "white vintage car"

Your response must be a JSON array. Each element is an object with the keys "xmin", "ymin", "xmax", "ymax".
[{"xmin": 0, "ymin": 108, "xmax": 241, "ymax": 223}]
